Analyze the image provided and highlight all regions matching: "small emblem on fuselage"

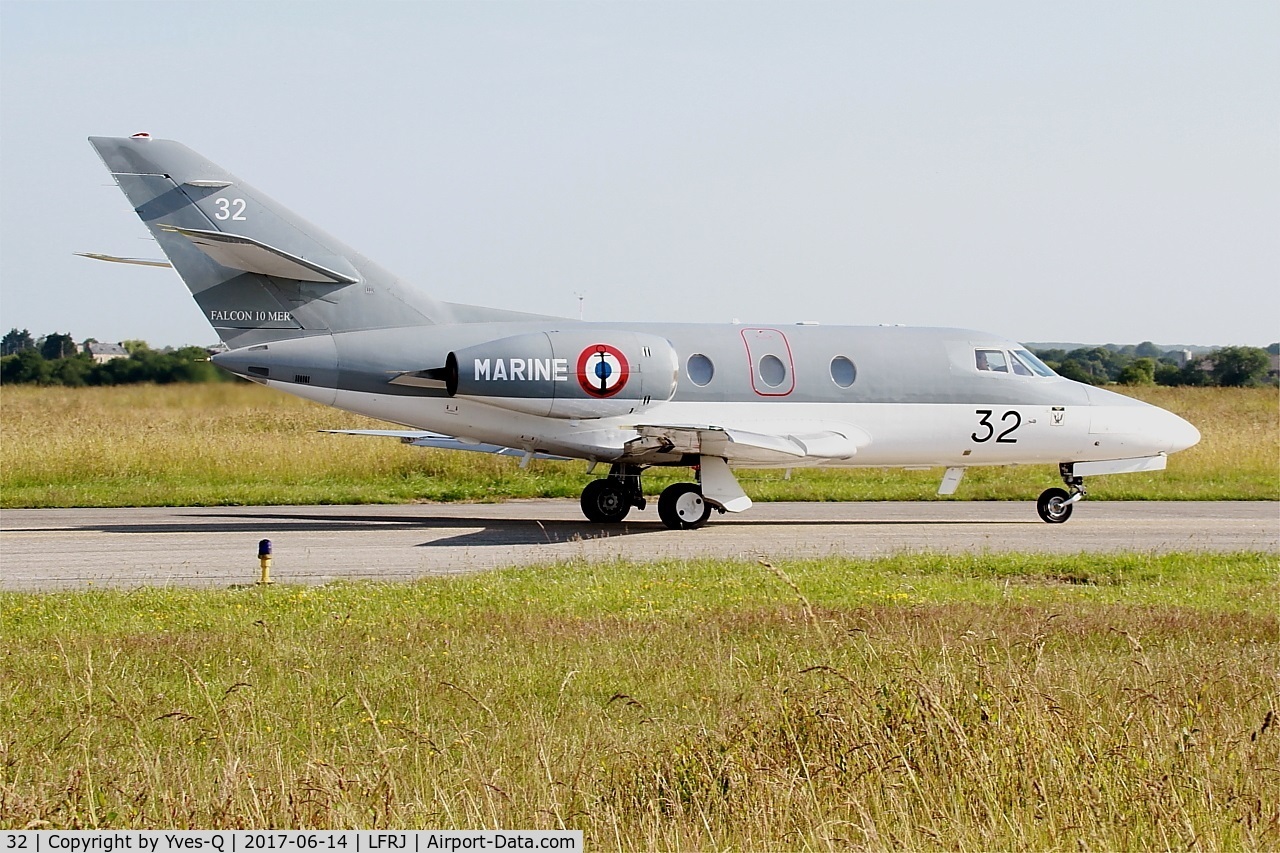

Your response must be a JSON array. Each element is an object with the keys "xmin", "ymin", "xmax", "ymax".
[{"xmin": 577, "ymin": 344, "xmax": 629, "ymax": 398}]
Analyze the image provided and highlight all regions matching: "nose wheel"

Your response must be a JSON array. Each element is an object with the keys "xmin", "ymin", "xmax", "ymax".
[
  {"xmin": 1036, "ymin": 488, "xmax": 1074, "ymax": 523},
  {"xmin": 1038, "ymin": 464, "xmax": 1086, "ymax": 523}
]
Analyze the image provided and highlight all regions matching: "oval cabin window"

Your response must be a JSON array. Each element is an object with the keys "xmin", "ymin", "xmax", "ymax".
[
  {"xmin": 759, "ymin": 354, "xmax": 787, "ymax": 387},
  {"xmin": 687, "ymin": 353, "xmax": 714, "ymax": 386},
  {"xmin": 830, "ymin": 356, "xmax": 856, "ymax": 387}
]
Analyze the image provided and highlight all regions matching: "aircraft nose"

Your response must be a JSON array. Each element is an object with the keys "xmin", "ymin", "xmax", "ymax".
[
  {"xmin": 1160, "ymin": 408, "xmax": 1201, "ymax": 454},
  {"xmin": 1128, "ymin": 407, "xmax": 1200, "ymax": 454},
  {"xmin": 1084, "ymin": 387, "xmax": 1201, "ymax": 456}
]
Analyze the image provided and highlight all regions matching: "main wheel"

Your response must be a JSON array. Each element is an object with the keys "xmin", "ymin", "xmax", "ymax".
[
  {"xmin": 658, "ymin": 482, "xmax": 711, "ymax": 530},
  {"xmin": 1036, "ymin": 487, "xmax": 1073, "ymax": 524},
  {"xmin": 581, "ymin": 478, "xmax": 631, "ymax": 523}
]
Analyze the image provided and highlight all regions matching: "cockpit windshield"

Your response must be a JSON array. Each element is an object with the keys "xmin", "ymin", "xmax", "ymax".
[
  {"xmin": 974, "ymin": 348, "xmax": 1057, "ymax": 378},
  {"xmin": 1013, "ymin": 349, "xmax": 1056, "ymax": 377}
]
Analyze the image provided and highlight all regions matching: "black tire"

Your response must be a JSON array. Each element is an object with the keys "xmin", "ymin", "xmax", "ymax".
[
  {"xmin": 581, "ymin": 478, "xmax": 631, "ymax": 523},
  {"xmin": 658, "ymin": 482, "xmax": 711, "ymax": 530},
  {"xmin": 1037, "ymin": 487, "xmax": 1073, "ymax": 524}
]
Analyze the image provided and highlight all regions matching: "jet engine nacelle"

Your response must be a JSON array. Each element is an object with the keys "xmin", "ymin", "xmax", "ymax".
[{"xmin": 444, "ymin": 330, "xmax": 679, "ymax": 419}]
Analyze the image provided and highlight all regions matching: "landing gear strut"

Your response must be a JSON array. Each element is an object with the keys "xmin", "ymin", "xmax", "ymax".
[
  {"xmin": 1037, "ymin": 463, "xmax": 1086, "ymax": 524},
  {"xmin": 580, "ymin": 464, "xmax": 646, "ymax": 523}
]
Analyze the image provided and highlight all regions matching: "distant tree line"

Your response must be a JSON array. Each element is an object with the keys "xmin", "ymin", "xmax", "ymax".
[
  {"xmin": 1030, "ymin": 342, "xmax": 1277, "ymax": 387},
  {"xmin": 1, "ymin": 329, "xmax": 229, "ymax": 386}
]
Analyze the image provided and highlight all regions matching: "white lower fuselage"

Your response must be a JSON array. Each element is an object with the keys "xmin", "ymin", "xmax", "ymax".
[{"xmin": 273, "ymin": 378, "xmax": 1199, "ymax": 471}]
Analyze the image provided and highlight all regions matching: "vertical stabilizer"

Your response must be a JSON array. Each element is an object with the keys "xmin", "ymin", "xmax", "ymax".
[{"xmin": 89, "ymin": 135, "xmax": 452, "ymax": 347}]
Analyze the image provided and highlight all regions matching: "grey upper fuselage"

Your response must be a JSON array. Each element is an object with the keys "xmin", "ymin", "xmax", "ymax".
[{"xmin": 314, "ymin": 321, "xmax": 1090, "ymax": 408}]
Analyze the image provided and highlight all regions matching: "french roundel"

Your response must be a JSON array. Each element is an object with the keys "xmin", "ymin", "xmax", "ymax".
[{"xmin": 576, "ymin": 343, "xmax": 629, "ymax": 398}]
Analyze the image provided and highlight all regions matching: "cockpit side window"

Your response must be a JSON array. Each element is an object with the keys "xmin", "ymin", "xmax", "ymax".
[{"xmin": 975, "ymin": 349, "xmax": 1008, "ymax": 372}]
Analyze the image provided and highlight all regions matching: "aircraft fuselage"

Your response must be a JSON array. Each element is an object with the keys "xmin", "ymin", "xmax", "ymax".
[
  {"xmin": 88, "ymin": 134, "xmax": 1201, "ymax": 529},
  {"xmin": 213, "ymin": 320, "xmax": 1198, "ymax": 471}
]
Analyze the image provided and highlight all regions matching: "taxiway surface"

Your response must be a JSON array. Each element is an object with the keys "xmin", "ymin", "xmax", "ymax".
[{"xmin": 2, "ymin": 501, "xmax": 1276, "ymax": 591}]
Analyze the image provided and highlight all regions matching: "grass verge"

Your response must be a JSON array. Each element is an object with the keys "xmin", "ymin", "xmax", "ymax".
[
  {"xmin": 2, "ymin": 552, "xmax": 1277, "ymax": 848},
  {"xmin": 1, "ymin": 384, "xmax": 1276, "ymax": 507}
]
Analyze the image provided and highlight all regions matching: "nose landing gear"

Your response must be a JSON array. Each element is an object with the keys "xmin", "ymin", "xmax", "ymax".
[{"xmin": 1037, "ymin": 463, "xmax": 1086, "ymax": 523}]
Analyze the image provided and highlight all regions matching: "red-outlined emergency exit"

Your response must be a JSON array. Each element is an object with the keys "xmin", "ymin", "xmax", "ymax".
[{"xmin": 740, "ymin": 327, "xmax": 795, "ymax": 396}]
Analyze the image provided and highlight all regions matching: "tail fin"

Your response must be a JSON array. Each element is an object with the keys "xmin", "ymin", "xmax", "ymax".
[{"xmin": 89, "ymin": 135, "xmax": 450, "ymax": 348}]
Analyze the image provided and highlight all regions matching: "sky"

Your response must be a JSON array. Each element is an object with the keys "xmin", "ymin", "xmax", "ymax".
[{"xmin": 1, "ymin": 1, "xmax": 1276, "ymax": 349}]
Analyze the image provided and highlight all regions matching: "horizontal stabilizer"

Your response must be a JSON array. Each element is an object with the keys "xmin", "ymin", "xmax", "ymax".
[
  {"xmin": 160, "ymin": 225, "xmax": 360, "ymax": 284},
  {"xmin": 322, "ymin": 429, "xmax": 572, "ymax": 461},
  {"xmin": 76, "ymin": 252, "xmax": 172, "ymax": 268}
]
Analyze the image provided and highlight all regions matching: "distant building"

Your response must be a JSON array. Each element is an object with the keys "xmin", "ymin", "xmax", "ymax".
[{"xmin": 85, "ymin": 341, "xmax": 127, "ymax": 363}]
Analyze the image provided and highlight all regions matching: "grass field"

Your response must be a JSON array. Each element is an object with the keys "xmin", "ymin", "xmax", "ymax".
[
  {"xmin": 1, "ymin": 553, "xmax": 1276, "ymax": 847},
  {"xmin": 1, "ymin": 383, "xmax": 1276, "ymax": 507}
]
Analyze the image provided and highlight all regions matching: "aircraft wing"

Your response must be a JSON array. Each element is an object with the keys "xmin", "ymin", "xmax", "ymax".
[
  {"xmin": 322, "ymin": 429, "xmax": 573, "ymax": 461},
  {"xmin": 325, "ymin": 420, "xmax": 870, "ymax": 468},
  {"xmin": 625, "ymin": 423, "xmax": 870, "ymax": 466}
]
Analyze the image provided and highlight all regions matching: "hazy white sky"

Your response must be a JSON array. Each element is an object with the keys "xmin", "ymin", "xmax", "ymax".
[{"xmin": 1, "ymin": 1, "xmax": 1276, "ymax": 348}]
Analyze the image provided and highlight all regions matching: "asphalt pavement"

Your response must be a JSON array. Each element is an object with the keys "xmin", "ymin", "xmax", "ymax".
[{"xmin": 1, "ymin": 500, "xmax": 1275, "ymax": 591}]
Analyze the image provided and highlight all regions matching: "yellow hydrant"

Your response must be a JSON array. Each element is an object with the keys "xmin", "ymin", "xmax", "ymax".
[{"xmin": 257, "ymin": 538, "xmax": 273, "ymax": 585}]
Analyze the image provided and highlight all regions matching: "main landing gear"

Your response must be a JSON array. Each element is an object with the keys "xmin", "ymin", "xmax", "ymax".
[
  {"xmin": 657, "ymin": 481, "xmax": 712, "ymax": 530},
  {"xmin": 1037, "ymin": 463, "xmax": 1087, "ymax": 524},
  {"xmin": 579, "ymin": 464, "xmax": 716, "ymax": 530},
  {"xmin": 580, "ymin": 464, "xmax": 645, "ymax": 523}
]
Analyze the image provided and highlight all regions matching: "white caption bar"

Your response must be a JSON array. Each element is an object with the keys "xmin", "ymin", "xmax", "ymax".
[{"xmin": 2, "ymin": 833, "xmax": 582, "ymax": 853}]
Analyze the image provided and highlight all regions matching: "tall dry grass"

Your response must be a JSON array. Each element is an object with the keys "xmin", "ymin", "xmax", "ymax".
[{"xmin": 1, "ymin": 553, "xmax": 1276, "ymax": 847}]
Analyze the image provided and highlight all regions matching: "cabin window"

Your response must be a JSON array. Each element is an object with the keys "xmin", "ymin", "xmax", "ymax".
[
  {"xmin": 687, "ymin": 353, "xmax": 714, "ymax": 386},
  {"xmin": 975, "ymin": 349, "xmax": 1009, "ymax": 373},
  {"xmin": 759, "ymin": 354, "xmax": 787, "ymax": 387},
  {"xmin": 830, "ymin": 356, "xmax": 857, "ymax": 387}
]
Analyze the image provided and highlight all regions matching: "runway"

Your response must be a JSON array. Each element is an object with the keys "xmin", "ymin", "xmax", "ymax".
[{"xmin": 1, "ymin": 501, "xmax": 1276, "ymax": 591}]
